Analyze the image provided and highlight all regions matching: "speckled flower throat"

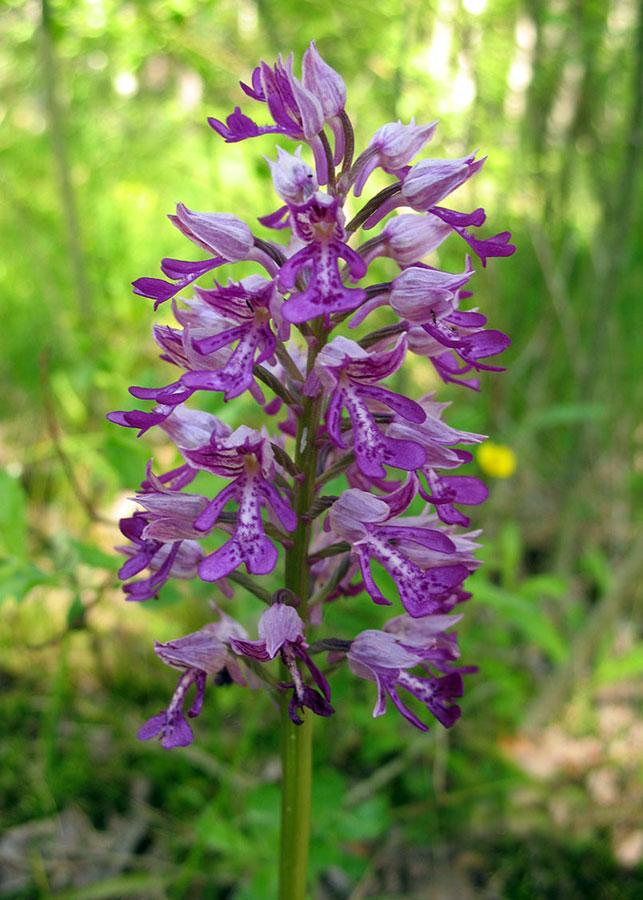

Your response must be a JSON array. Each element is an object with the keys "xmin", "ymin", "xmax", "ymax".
[{"xmin": 109, "ymin": 43, "xmax": 514, "ymax": 898}]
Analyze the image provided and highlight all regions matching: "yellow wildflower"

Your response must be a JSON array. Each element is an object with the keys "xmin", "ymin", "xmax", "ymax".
[{"xmin": 477, "ymin": 442, "xmax": 516, "ymax": 478}]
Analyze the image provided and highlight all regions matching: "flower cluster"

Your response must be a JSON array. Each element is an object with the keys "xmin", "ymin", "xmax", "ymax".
[{"xmin": 110, "ymin": 43, "xmax": 514, "ymax": 747}]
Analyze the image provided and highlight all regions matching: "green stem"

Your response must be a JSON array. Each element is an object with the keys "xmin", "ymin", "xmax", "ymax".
[
  {"xmin": 279, "ymin": 687, "xmax": 313, "ymax": 899},
  {"xmin": 278, "ymin": 328, "xmax": 327, "ymax": 899}
]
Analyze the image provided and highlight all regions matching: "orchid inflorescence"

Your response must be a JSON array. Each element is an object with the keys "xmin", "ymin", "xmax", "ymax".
[{"xmin": 109, "ymin": 43, "xmax": 514, "ymax": 750}]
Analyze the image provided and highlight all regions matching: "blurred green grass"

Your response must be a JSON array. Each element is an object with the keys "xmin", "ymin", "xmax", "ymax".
[{"xmin": 1, "ymin": 0, "xmax": 642, "ymax": 896}]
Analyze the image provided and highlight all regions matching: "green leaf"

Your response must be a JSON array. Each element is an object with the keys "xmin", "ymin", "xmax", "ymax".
[
  {"xmin": 471, "ymin": 578, "xmax": 568, "ymax": 663},
  {"xmin": 595, "ymin": 644, "xmax": 643, "ymax": 686},
  {"xmin": 66, "ymin": 593, "xmax": 86, "ymax": 628},
  {"xmin": 50, "ymin": 873, "xmax": 166, "ymax": 899},
  {"xmin": 73, "ymin": 539, "xmax": 117, "ymax": 570},
  {"xmin": 0, "ymin": 558, "xmax": 54, "ymax": 605},
  {"xmin": 519, "ymin": 574, "xmax": 569, "ymax": 599},
  {"xmin": 196, "ymin": 806, "xmax": 249, "ymax": 858}
]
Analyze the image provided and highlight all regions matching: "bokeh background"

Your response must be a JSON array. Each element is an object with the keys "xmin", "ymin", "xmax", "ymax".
[{"xmin": 1, "ymin": 0, "xmax": 642, "ymax": 897}]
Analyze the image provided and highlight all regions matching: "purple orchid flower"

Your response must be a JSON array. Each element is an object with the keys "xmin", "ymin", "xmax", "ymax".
[
  {"xmin": 116, "ymin": 513, "xmax": 204, "ymax": 603},
  {"xmin": 209, "ymin": 49, "xmax": 336, "ymax": 183},
  {"xmin": 230, "ymin": 602, "xmax": 334, "ymax": 724},
  {"xmin": 347, "ymin": 628, "xmax": 464, "ymax": 730},
  {"xmin": 180, "ymin": 277, "xmax": 279, "ymax": 401},
  {"xmin": 311, "ymin": 335, "xmax": 427, "ymax": 478},
  {"xmin": 138, "ymin": 611, "xmax": 253, "ymax": 749},
  {"xmin": 329, "ymin": 489, "xmax": 468, "ymax": 617},
  {"xmin": 391, "ymin": 268, "xmax": 512, "ymax": 386},
  {"xmin": 349, "ymin": 118, "xmax": 438, "ymax": 197},
  {"xmin": 116, "ymin": 460, "xmax": 213, "ymax": 601},
  {"xmin": 180, "ymin": 427, "xmax": 297, "ymax": 581},
  {"xmin": 277, "ymin": 192, "xmax": 367, "ymax": 323}
]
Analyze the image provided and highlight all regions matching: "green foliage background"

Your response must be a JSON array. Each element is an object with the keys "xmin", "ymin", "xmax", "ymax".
[{"xmin": 1, "ymin": 0, "xmax": 642, "ymax": 896}]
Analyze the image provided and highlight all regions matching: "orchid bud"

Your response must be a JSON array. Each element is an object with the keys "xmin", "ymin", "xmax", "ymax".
[
  {"xmin": 170, "ymin": 203, "xmax": 254, "ymax": 260},
  {"xmin": 369, "ymin": 118, "xmax": 438, "ymax": 168},
  {"xmin": 402, "ymin": 153, "xmax": 486, "ymax": 211},
  {"xmin": 390, "ymin": 259, "xmax": 475, "ymax": 322},
  {"xmin": 381, "ymin": 214, "xmax": 452, "ymax": 265},
  {"xmin": 266, "ymin": 146, "xmax": 317, "ymax": 203},
  {"xmin": 302, "ymin": 41, "xmax": 346, "ymax": 119}
]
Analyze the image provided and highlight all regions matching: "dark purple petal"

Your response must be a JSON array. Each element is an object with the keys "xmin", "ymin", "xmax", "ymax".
[
  {"xmin": 137, "ymin": 713, "xmax": 166, "ymax": 742},
  {"xmin": 160, "ymin": 257, "xmax": 225, "ymax": 279},
  {"xmin": 187, "ymin": 670, "xmax": 207, "ymax": 718},
  {"xmin": 245, "ymin": 535, "xmax": 279, "ymax": 575},
  {"xmin": 386, "ymin": 684, "xmax": 431, "ymax": 731},
  {"xmin": 258, "ymin": 479, "xmax": 297, "ymax": 532},
  {"xmin": 208, "ymin": 107, "xmax": 275, "ymax": 142},
  {"xmin": 403, "ymin": 565, "xmax": 469, "ymax": 618},
  {"xmin": 118, "ymin": 551, "xmax": 151, "ymax": 581},
  {"xmin": 192, "ymin": 325, "xmax": 247, "ymax": 356},
  {"xmin": 357, "ymin": 384, "xmax": 426, "ymax": 424},
  {"xmin": 129, "ymin": 381, "xmax": 193, "ymax": 405},
  {"xmin": 133, "ymin": 257, "xmax": 224, "ymax": 310},
  {"xmin": 258, "ymin": 206, "xmax": 290, "ymax": 229},
  {"xmin": 376, "ymin": 525, "xmax": 455, "ymax": 554},
  {"xmin": 287, "ymin": 684, "xmax": 335, "ymax": 725},
  {"xmin": 444, "ymin": 310, "xmax": 487, "ymax": 328},
  {"xmin": 356, "ymin": 549, "xmax": 391, "ymax": 606},
  {"xmin": 229, "ymin": 637, "xmax": 271, "ymax": 661},
  {"xmin": 194, "ymin": 483, "xmax": 239, "ymax": 532},
  {"xmin": 199, "ymin": 540, "xmax": 244, "ymax": 582},
  {"xmin": 462, "ymin": 329, "xmax": 511, "ymax": 363},
  {"xmin": 106, "ymin": 408, "xmax": 170, "ymax": 435},
  {"xmin": 295, "ymin": 646, "xmax": 332, "ymax": 701},
  {"xmin": 430, "ymin": 206, "xmax": 486, "ymax": 228},
  {"xmin": 132, "ymin": 277, "xmax": 181, "ymax": 303}
]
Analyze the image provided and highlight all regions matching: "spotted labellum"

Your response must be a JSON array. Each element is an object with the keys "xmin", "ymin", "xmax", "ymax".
[{"xmin": 109, "ymin": 42, "xmax": 514, "ymax": 748}]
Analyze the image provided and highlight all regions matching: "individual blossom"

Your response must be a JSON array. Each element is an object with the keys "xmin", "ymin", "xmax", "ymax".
[
  {"xmin": 116, "ymin": 461, "xmax": 210, "ymax": 602},
  {"xmin": 301, "ymin": 40, "xmax": 347, "ymax": 164},
  {"xmin": 115, "ymin": 278, "xmax": 278, "ymax": 430},
  {"xmin": 383, "ymin": 612, "xmax": 477, "ymax": 676},
  {"xmin": 329, "ymin": 489, "xmax": 468, "ymax": 617},
  {"xmin": 310, "ymin": 335, "xmax": 427, "ymax": 478},
  {"xmin": 388, "ymin": 258, "xmax": 475, "ymax": 321},
  {"xmin": 180, "ymin": 277, "xmax": 279, "ymax": 401},
  {"xmin": 389, "ymin": 269, "xmax": 512, "ymax": 389},
  {"xmin": 117, "ymin": 515, "xmax": 205, "ymax": 602},
  {"xmin": 401, "ymin": 153, "xmax": 486, "ymax": 212},
  {"xmin": 301, "ymin": 41, "xmax": 346, "ymax": 120},
  {"xmin": 209, "ymin": 48, "xmax": 344, "ymax": 184},
  {"xmin": 358, "ymin": 213, "xmax": 455, "ymax": 268},
  {"xmin": 385, "ymin": 393, "xmax": 487, "ymax": 470},
  {"xmin": 349, "ymin": 118, "xmax": 438, "ymax": 197},
  {"xmin": 138, "ymin": 611, "xmax": 252, "ymax": 749},
  {"xmin": 266, "ymin": 145, "xmax": 318, "ymax": 205},
  {"xmin": 131, "ymin": 204, "xmax": 277, "ymax": 310},
  {"xmin": 181, "ymin": 426, "xmax": 297, "ymax": 581},
  {"xmin": 416, "ymin": 469, "xmax": 489, "ymax": 527},
  {"xmin": 347, "ymin": 239, "xmax": 473, "ymax": 329},
  {"xmin": 230, "ymin": 602, "xmax": 334, "ymax": 724},
  {"xmin": 277, "ymin": 192, "xmax": 367, "ymax": 323},
  {"xmin": 347, "ymin": 628, "xmax": 464, "ymax": 730},
  {"xmin": 359, "ymin": 151, "xmax": 516, "ymax": 267}
]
